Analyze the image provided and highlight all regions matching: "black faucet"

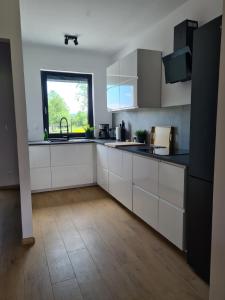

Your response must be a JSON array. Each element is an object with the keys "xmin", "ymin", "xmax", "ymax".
[{"xmin": 59, "ymin": 117, "xmax": 69, "ymax": 140}]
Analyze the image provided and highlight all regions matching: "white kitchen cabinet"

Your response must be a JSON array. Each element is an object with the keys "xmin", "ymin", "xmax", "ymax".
[
  {"xmin": 133, "ymin": 185, "xmax": 158, "ymax": 230},
  {"xmin": 159, "ymin": 162, "xmax": 185, "ymax": 209},
  {"xmin": 29, "ymin": 146, "xmax": 51, "ymax": 191},
  {"xmin": 109, "ymin": 172, "xmax": 132, "ymax": 210},
  {"xmin": 133, "ymin": 155, "xmax": 159, "ymax": 196},
  {"xmin": 96, "ymin": 144, "xmax": 109, "ymax": 192},
  {"xmin": 108, "ymin": 148, "xmax": 133, "ymax": 210},
  {"xmin": 51, "ymin": 144, "xmax": 93, "ymax": 166},
  {"xmin": 107, "ymin": 49, "xmax": 161, "ymax": 111},
  {"xmin": 29, "ymin": 145, "xmax": 50, "ymax": 168},
  {"xmin": 158, "ymin": 198, "xmax": 184, "ymax": 250},
  {"xmin": 51, "ymin": 164, "xmax": 94, "ymax": 189},
  {"xmin": 30, "ymin": 167, "xmax": 51, "ymax": 191},
  {"xmin": 119, "ymin": 50, "xmax": 137, "ymax": 79}
]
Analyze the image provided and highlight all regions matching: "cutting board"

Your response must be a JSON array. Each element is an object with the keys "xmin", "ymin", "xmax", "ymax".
[
  {"xmin": 104, "ymin": 142, "xmax": 144, "ymax": 148},
  {"xmin": 153, "ymin": 127, "xmax": 172, "ymax": 148}
]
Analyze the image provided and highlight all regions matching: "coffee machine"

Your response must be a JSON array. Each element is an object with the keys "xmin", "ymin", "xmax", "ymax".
[{"xmin": 98, "ymin": 124, "xmax": 110, "ymax": 139}]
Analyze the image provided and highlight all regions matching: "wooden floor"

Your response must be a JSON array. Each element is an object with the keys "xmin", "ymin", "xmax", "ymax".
[{"xmin": 0, "ymin": 186, "xmax": 209, "ymax": 300}]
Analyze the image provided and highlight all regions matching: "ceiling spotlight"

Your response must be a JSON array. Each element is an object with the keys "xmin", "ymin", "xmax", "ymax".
[
  {"xmin": 64, "ymin": 34, "xmax": 79, "ymax": 46},
  {"xmin": 74, "ymin": 36, "xmax": 78, "ymax": 46}
]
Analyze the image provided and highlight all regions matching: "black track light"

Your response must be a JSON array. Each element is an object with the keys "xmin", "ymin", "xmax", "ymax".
[
  {"xmin": 64, "ymin": 34, "xmax": 79, "ymax": 46},
  {"xmin": 74, "ymin": 36, "xmax": 78, "ymax": 46}
]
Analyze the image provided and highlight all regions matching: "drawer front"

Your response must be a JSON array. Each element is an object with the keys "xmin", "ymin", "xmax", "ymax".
[
  {"xmin": 97, "ymin": 166, "xmax": 108, "ymax": 192},
  {"xmin": 29, "ymin": 146, "xmax": 50, "ymax": 168},
  {"xmin": 133, "ymin": 185, "xmax": 158, "ymax": 230},
  {"xmin": 158, "ymin": 199, "xmax": 184, "ymax": 250},
  {"xmin": 108, "ymin": 148, "xmax": 123, "ymax": 176},
  {"xmin": 96, "ymin": 144, "xmax": 108, "ymax": 170},
  {"xmin": 133, "ymin": 155, "xmax": 159, "ymax": 196},
  {"xmin": 51, "ymin": 164, "xmax": 94, "ymax": 188},
  {"xmin": 30, "ymin": 167, "xmax": 51, "ymax": 191},
  {"xmin": 109, "ymin": 172, "xmax": 132, "ymax": 211},
  {"xmin": 51, "ymin": 144, "xmax": 93, "ymax": 167},
  {"xmin": 159, "ymin": 162, "xmax": 185, "ymax": 208}
]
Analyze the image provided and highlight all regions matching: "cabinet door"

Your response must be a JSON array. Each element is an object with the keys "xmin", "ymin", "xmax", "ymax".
[
  {"xmin": 107, "ymin": 61, "xmax": 120, "ymax": 76},
  {"xmin": 107, "ymin": 85, "xmax": 120, "ymax": 111},
  {"xmin": 29, "ymin": 146, "xmax": 50, "ymax": 168},
  {"xmin": 158, "ymin": 198, "xmax": 184, "ymax": 250},
  {"xmin": 119, "ymin": 50, "xmax": 137, "ymax": 78},
  {"xmin": 108, "ymin": 148, "xmax": 123, "ymax": 176},
  {"xmin": 133, "ymin": 185, "xmax": 158, "ymax": 230},
  {"xmin": 51, "ymin": 144, "xmax": 93, "ymax": 166},
  {"xmin": 96, "ymin": 144, "xmax": 108, "ymax": 170},
  {"xmin": 119, "ymin": 79, "xmax": 138, "ymax": 109},
  {"xmin": 108, "ymin": 172, "xmax": 132, "ymax": 210},
  {"xmin": 97, "ymin": 166, "xmax": 108, "ymax": 192},
  {"xmin": 158, "ymin": 162, "xmax": 185, "ymax": 209},
  {"xmin": 51, "ymin": 164, "xmax": 93, "ymax": 188},
  {"xmin": 30, "ymin": 167, "xmax": 51, "ymax": 191},
  {"xmin": 133, "ymin": 155, "xmax": 159, "ymax": 196}
]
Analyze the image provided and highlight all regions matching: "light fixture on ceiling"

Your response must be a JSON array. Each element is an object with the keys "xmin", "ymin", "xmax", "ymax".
[{"xmin": 64, "ymin": 34, "xmax": 79, "ymax": 46}]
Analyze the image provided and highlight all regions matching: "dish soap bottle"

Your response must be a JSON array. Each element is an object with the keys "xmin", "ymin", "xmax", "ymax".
[{"xmin": 44, "ymin": 128, "xmax": 48, "ymax": 141}]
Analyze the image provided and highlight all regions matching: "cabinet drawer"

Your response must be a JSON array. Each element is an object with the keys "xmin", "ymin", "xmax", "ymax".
[
  {"xmin": 109, "ymin": 172, "xmax": 132, "ymax": 211},
  {"xmin": 29, "ymin": 146, "xmax": 50, "ymax": 168},
  {"xmin": 97, "ymin": 166, "xmax": 108, "ymax": 192},
  {"xmin": 51, "ymin": 144, "xmax": 93, "ymax": 167},
  {"xmin": 133, "ymin": 155, "xmax": 158, "ymax": 196},
  {"xmin": 108, "ymin": 148, "xmax": 123, "ymax": 176},
  {"xmin": 159, "ymin": 162, "xmax": 185, "ymax": 208},
  {"xmin": 30, "ymin": 167, "xmax": 51, "ymax": 191},
  {"xmin": 133, "ymin": 185, "xmax": 158, "ymax": 230},
  {"xmin": 51, "ymin": 165, "xmax": 94, "ymax": 188},
  {"xmin": 96, "ymin": 144, "xmax": 108, "ymax": 170},
  {"xmin": 158, "ymin": 199, "xmax": 184, "ymax": 250}
]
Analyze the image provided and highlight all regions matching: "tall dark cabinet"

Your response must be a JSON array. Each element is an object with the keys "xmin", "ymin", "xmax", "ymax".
[{"xmin": 187, "ymin": 16, "xmax": 222, "ymax": 283}]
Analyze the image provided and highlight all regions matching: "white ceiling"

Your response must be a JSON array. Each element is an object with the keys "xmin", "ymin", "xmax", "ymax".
[{"xmin": 20, "ymin": 0, "xmax": 188, "ymax": 55}]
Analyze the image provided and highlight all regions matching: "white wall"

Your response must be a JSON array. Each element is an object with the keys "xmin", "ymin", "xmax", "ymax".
[
  {"xmin": 113, "ymin": 0, "xmax": 223, "ymax": 107},
  {"xmin": 22, "ymin": 43, "xmax": 112, "ymax": 141},
  {"xmin": 0, "ymin": 0, "xmax": 33, "ymax": 238},
  {"xmin": 210, "ymin": 1, "xmax": 225, "ymax": 299}
]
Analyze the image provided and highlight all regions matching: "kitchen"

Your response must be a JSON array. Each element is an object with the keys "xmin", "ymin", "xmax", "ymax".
[{"xmin": 0, "ymin": 0, "xmax": 225, "ymax": 299}]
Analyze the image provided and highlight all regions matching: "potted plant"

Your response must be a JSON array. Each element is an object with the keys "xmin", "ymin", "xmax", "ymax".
[
  {"xmin": 135, "ymin": 130, "xmax": 148, "ymax": 144},
  {"xmin": 84, "ymin": 124, "xmax": 95, "ymax": 139}
]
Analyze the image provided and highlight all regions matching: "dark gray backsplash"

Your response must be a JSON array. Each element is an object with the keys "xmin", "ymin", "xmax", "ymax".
[{"xmin": 112, "ymin": 105, "xmax": 191, "ymax": 150}]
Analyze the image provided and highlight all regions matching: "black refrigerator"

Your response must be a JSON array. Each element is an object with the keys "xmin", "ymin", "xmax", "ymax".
[{"xmin": 187, "ymin": 16, "xmax": 222, "ymax": 283}]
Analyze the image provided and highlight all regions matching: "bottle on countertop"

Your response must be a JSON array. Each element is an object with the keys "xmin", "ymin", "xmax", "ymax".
[
  {"xmin": 44, "ymin": 128, "xmax": 48, "ymax": 141},
  {"xmin": 121, "ymin": 120, "xmax": 126, "ymax": 142}
]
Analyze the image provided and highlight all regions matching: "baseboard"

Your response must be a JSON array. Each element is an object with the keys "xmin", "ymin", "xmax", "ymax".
[
  {"xmin": 22, "ymin": 237, "xmax": 35, "ymax": 246},
  {"xmin": 0, "ymin": 184, "xmax": 20, "ymax": 190}
]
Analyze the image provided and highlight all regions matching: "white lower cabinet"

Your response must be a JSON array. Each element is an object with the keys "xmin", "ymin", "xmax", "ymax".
[
  {"xmin": 96, "ymin": 144, "xmax": 109, "ymax": 192},
  {"xmin": 108, "ymin": 148, "xmax": 132, "ymax": 210},
  {"xmin": 30, "ymin": 167, "xmax": 51, "ymax": 191},
  {"xmin": 158, "ymin": 198, "xmax": 184, "ymax": 250},
  {"xmin": 133, "ymin": 185, "xmax": 158, "ymax": 230},
  {"xmin": 109, "ymin": 172, "xmax": 132, "ymax": 210},
  {"xmin": 51, "ymin": 164, "xmax": 94, "ymax": 188}
]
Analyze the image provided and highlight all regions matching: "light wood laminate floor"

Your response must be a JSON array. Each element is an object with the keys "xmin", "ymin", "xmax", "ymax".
[{"xmin": 0, "ymin": 186, "xmax": 209, "ymax": 300}]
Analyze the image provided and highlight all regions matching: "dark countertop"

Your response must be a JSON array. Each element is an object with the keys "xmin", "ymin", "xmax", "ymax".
[
  {"xmin": 117, "ymin": 146, "xmax": 189, "ymax": 167},
  {"xmin": 28, "ymin": 139, "xmax": 189, "ymax": 167},
  {"xmin": 28, "ymin": 138, "xmax": 116, "ymax": 146}
]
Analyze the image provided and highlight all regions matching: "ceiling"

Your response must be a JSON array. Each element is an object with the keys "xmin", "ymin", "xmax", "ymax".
[{"xmin": 20, "ymin": 0, "xmax": 188, "ymax": 55}]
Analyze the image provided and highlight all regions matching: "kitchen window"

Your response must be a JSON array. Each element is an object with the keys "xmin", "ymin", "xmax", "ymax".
[{"xmin": 41, "ymin": 70, "xmax": 93, "ymax": 138}]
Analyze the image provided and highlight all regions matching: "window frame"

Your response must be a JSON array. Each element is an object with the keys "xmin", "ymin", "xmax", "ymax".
[{"xmin": 41, "ymin": 70, "xmax": 94, "ymax": 138}]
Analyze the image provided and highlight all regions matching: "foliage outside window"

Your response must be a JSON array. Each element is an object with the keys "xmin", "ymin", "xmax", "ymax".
[{"xmin": 41, "ymin": 71, "xmax": 93, "ymax": 138}]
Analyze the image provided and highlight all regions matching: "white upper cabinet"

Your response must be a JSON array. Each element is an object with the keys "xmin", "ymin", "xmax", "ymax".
[
  {"xmin": 107, "ymin": 49, "xmax": 162, "ymax": 111},
  {"xmin": 119, "ymin": 50, "xmax": 137, "ymax": 79}
]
